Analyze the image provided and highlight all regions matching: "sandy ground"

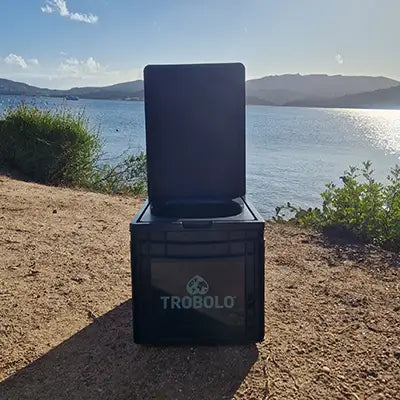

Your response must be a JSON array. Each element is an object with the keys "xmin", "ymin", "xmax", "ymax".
[{"xmin": 0, "ymin": 175, "xmax": 399, "ymax": 400}]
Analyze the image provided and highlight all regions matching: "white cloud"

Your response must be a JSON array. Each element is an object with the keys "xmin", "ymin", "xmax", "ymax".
[
  {"xmin": 69, "ymin": 12, "xmax": 98, "ymax": 24},
  {"xmin": 85, "ymin": 57, "xmax": 101, "ymax": 73},
  {"xmin": 41, "ymin": 4, "xmax": 53, "ymax": 13},
  {"xmin": 49, "ymin": 56, "xmax": 142, "ymax": 88},
  {"xmin": 58, "ymin": 61, "xmax": 79, "ymax": 75},
  {"xmin": 43, "ymin": 0, "xmax": 69, "ymax": 16},
  {"xmin": 4, "ymin": 53, "xmax": 28, "ymax": 69},
  {"xmin": 1, "ymin": 54, "xmax": 142, "ymax": 90},
  {"xmin": 65, "ymin": 57, "xmax": 79, "ymax": 65},
  {"xmin": 335, "ymin": 54, "xmax": 344, "ymax": 65},
  {"xmin": 41, "ymin": 0, "xmax": 98, "ymax": 24},
  {"xmin": 58, "ymin": 57, "xmax": 103, "ymax": 76}
]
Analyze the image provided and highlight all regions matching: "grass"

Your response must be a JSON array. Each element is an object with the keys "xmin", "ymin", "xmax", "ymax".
[
  {"xmin": 0, "ymin": 103, "xmax": 99, "ymax": 186},
  {"xmin": 0, "ymin": 103, "xmax": 147, "ymax": 195}
]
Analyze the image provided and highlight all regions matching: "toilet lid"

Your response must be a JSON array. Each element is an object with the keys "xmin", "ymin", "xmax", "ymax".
[{"xmin": 144, "ymin": 63, "xmax": 246, "ymax": 202}]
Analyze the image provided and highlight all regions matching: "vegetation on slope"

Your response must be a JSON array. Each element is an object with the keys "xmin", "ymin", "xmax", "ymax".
[
  {"xmin": 276, "ymin": 161, "xmax": 400, "ymax": 252},
  {"xmin": 0, "ymin": 103, "xmax": 147, "ymax": 195}
]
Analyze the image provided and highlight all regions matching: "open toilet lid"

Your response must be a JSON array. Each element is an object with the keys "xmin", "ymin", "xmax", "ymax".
[{"xmin": 144, "ymin": 63, "xmax": 246, "ymax": 203}]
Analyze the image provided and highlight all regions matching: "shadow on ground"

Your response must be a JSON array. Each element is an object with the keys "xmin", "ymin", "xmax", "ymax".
[{"xmin": 0, "ymin": 300, "xmax": 258, "ymax": 400}]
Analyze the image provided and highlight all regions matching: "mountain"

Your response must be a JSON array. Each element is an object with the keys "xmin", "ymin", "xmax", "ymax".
[
  {"xmin": 0, "ymin": 78, "xmax": 144, "ymax": 100},
  {"xmin": 1, "ymin": 74, "xmax": 400, "ymax": 109},
  {"xmin": 287, "ymin": 85, "xmax": 400, "ymax": 109},
  {"xmin": 66, "ymin": 80, "xmax": 144, "ymax": 100},
  {"xmin": 0, "ymin": 78, "xmax": 52, "ymax": 96},
  {"xmin": 245, "ymin": 74, "xmax": 400, "ymax": 106}
]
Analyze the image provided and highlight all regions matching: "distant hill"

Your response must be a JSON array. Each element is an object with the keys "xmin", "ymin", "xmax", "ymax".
[
  {"xmin": 1, "ymin": 74, "xmax": 400, "ymax": 109},
  {"xmin": 245, "ymin": 96, "xmax": 276, "ymax": 106},
  {"xmin": 0, "ymin": 78, "xmax": 144, "ymax": 101},
  {"xmin": 0, "ymin": 78, "xmax": 52, "ymax": 96},
  {"xmin": 66, "ymin": 80, "xmax": 144, "ymax": 100},
  {"xmin": 286, "ymin": 85, "xmax": 400, "ymax": 109},
  {"xmin": 246, "ymin": 74, "xmax": 399, "ymax": 106}
]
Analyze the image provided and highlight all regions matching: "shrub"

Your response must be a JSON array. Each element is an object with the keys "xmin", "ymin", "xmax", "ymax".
[
  {"xmin": 0, "ymin": 103, "xmax": 148, "ymax": 196},
  {"xmin": 0, "ymin": 103, "xmax": 100, "ymax": 186},
  {"xmin": 91, "ymin": 152, "xmax": 147, "ymax": 195},
  {"xmin": 275, "ymin": 161, "xmax": 400, "ymax": 252}
]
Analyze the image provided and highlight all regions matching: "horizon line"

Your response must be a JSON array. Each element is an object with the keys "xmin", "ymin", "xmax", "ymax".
[{"xmin": 1, "ymin": 72, "xmax": 399, "ymax": 91}]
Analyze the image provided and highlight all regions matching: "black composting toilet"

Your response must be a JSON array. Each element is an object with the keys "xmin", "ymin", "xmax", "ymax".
[{"xmin": 130, "ymin": 63, "xmax": 265, "ymax": 345}]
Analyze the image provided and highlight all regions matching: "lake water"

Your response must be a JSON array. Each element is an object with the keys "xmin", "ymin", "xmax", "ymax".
[{"xmin": 1, "ymin": 95, "xmax": 400, "ymax": 217}]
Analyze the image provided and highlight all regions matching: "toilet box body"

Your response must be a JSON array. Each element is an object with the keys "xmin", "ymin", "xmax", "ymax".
[{"xmin": 130, "ymin": 198, "xmax": 264, "ymax": 345}]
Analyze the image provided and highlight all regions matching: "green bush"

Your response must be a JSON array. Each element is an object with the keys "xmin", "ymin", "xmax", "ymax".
[
  {"xmin": 0, "ymin": 103, "xmax": 147, "ymax": 196},
  {"xmin": 0, "ymin": 103, "xmax": 100, "ymax": 186},
  {"xmin": 91, "ymin": 152, "xmax": 147, "ymax": 195},
  {"xmin": 275, "ymin": 161, "xmax": 400, "ymax": 252}
]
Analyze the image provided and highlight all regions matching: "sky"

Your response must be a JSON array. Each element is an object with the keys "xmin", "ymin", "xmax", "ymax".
[{"xmin": 0, "ymin": 0, "xmax": 399, "ymax": 89}]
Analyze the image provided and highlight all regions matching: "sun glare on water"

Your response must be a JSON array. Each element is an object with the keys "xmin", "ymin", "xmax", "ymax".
[{"xmin": 338, "ymin": 108, "xmax": 400, "ymax": 156}]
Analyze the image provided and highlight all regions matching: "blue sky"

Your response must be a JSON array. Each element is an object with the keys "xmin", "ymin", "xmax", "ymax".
[{"xmin": 0, "ymin": 0, "xmax": 399, "ymax": 89}]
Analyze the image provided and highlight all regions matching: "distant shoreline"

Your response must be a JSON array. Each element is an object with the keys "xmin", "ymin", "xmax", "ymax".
[
  {"xmin": 2, "ymin": 73, "xmax": 400, "ymax": 110},
  {"xmin": 1, "ymin": 93, "xmax": 400, "ymax": 111}
]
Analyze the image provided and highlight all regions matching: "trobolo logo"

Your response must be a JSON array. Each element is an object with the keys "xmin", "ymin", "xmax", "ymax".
[{"xmin": 160, "ymin": 275, "xmax": 236, "ymax": 310}]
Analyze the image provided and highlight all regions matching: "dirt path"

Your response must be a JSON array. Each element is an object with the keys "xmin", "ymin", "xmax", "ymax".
[{"xmin": 0, "ymin": 176, "xmax": 399, "ymax": 399}]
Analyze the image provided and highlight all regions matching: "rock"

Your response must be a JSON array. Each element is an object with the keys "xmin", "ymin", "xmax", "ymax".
[
  {"xmin": 87, "ymin": 310, "xmax": 97, "ymax": 320},
  {"xmin": 321, "ymin": 366, "xmax": 331, "ymax": 373}
]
